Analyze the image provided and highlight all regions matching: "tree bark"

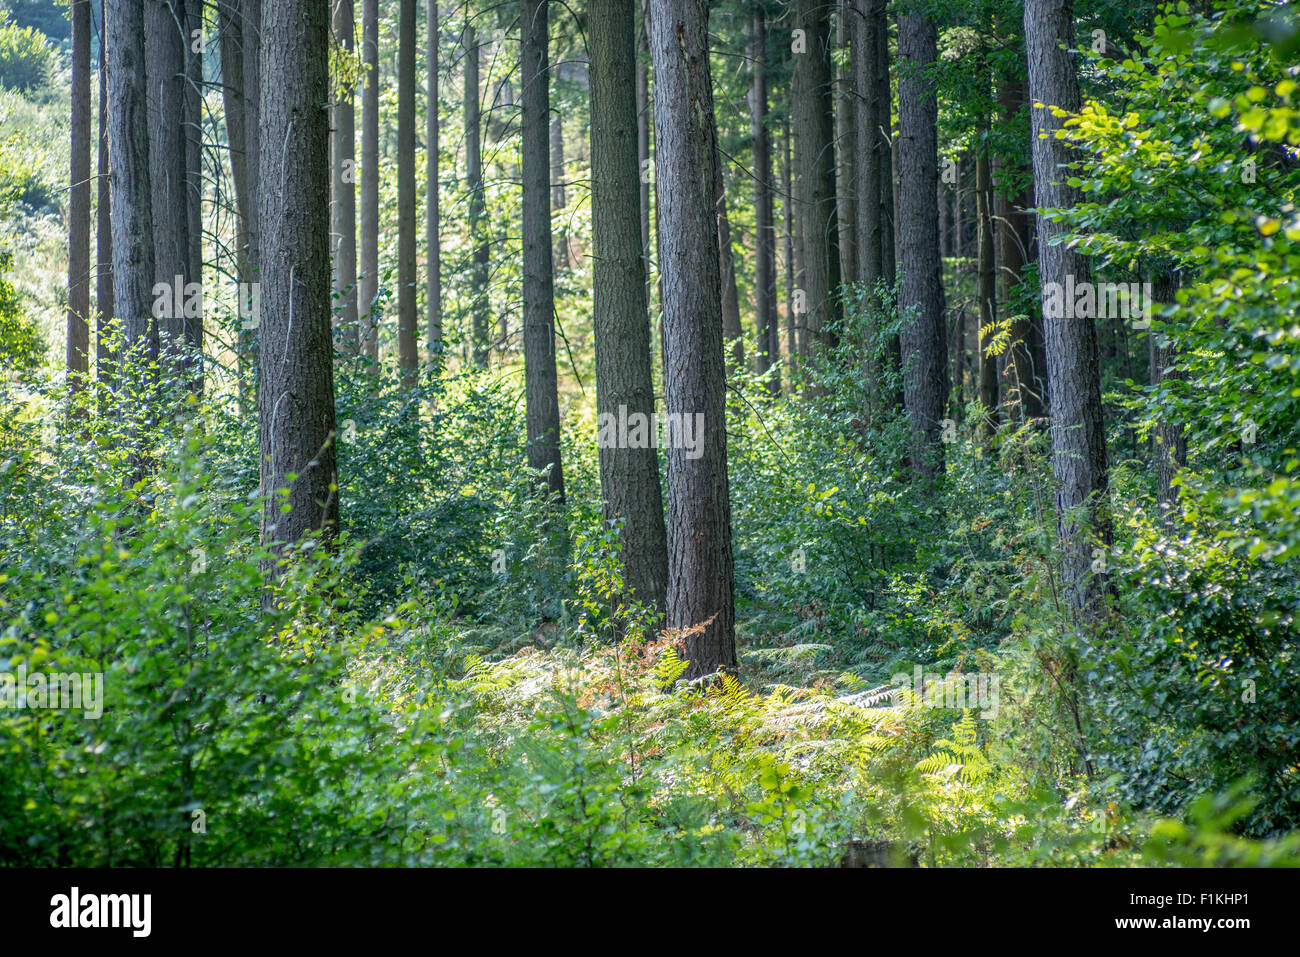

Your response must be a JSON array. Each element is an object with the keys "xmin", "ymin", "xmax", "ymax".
[
  {"xmin": 107, "ymin": 0, "xmax": 156, "ymax": 362},
  {"xmin": 397, "ymin": 0, "xmax": 418, "ymax": 384},
  {"xmin": 333, "ymin": 0, "xmax": 359, "ymax": 354},
  {"xmin": 464, "ymin": 23, "xmax": 489, "ymax": 367},
  {"xmin": 360, "ymin": 0, "xmax": 380, "ymax": 361},
  {"xmin": 750, "ymin": 9, "xmax": 778, "ymax": 395},
  {"xmin": 426, "ymin": 0, "xmax": 442, "ymax": 363},
  {"xmin": 590, "ymin": 0, "xmax": 669, "ymax": 618},
  {"xmin": 96, "ymin": 0, "xmax": 114, "ymax": 387},
  {"xmin": 67, "ymin": 0, "xmax": 92, "ymax": 391},
  {"xmin": 258, "ymin": 0, "xmax": 338, "ymax": 558},
  {"xmin": 521, "ymin": 0, "xmax": 565, "ymax": 501},
  {"xmin": 977, "ymin": 143, "xmax": 999, "ymax": 436},
  {"xmin": 1025, "ymin": 0, "xmax": 1111, "ymax": 623},
  {"xmin": 792, "ymin": 0, "xmax": 841, "ymax": 357},
  {"xmin": 715, "ymin": 148, "xmax": 743, "ymax": 372},
  {"xmin": 897, "ymin": 8, "xmax": 948, "ymax": 479},
  {"xmin": 836, "ymin": 0, "xmax": 856, "ymax": 290},
  {"xmin": 649, "ymin": 0, "xmax": 736, "ymax": 680}
]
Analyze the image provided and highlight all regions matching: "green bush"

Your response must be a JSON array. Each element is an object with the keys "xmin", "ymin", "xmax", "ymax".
[{"xmin": 0, "ymin": 18, "xmax": 52, "ymax": 94}]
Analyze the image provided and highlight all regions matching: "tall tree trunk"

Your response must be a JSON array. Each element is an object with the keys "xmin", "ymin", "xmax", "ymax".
[
  {"xmin": 715, "ymin": 148, "xmax": 743, "ymax": 372},
  {"xmin": 218, "ymin": 0, "xmax": 251, "ymax": 398},
  {"xmin": 976, "ymin": 143, "xmax": 999, "ymax": 436},
  {"xmin": 750, "ymin": 9, "xmax": 778, "ymax": 395},
  {"xmin": 878, "ymin": 10, "xmax": 896, "ymax": 287},
  {"xmin": 1025, "ymin": 0, "xmax": 1111, "ymax": 624},
  {"xmin": 996, "ymin": 67, "xmax": 1046, "ymax": 422},
  {"xmin": 242, "ymin": 0, "xmax": 263, "ymax": 381},
  {"xmin": 521, "ymin": 0, "xmax": 564, "ymax": 501},
  {"xmin": 360, "ymin": 0, "xmax": 380, "ymax": 361},
  {"xmin": 107, "ymin": 0, "xmax": 156, "ymax": 363},
  {"xmin": 836, "ymin": 0, "xmax": 856, "ymax": 290},
  {"xmin": 96, "ymin": 0, "xmax": 114, "ymax": 387},
  {"xmin": 649, "ymin": 0, "xmax": 736, "ymax": 680},
  {"xmin": 782, "ymin": 113, "xmax": 795, "ymax": 371},
  {"xmin": 636, "ymin": 2, "xmax": 650, "ymax": 295},
  {"xmin": 792, "ymin": 0, "xmax": 841, "ymax": 358},
  {"xmin": 397, "ymin": 0, "xmax": 418, "ymax": 384},
  {"xmin": 258, "ymin": 0, "xmax": 338, "ymax": 558},
  {"xmin": 333, "ymin": 0, "xmax": 359, "ymax": 354},
  {"xmin": 68, "ymin": 0, "xmax": 92, "ymax": 392},
  {"xmin": 147, "ymin": 0, "xmax": 189, "ymax": 368},
  {"xmin": 464, "ymin": 23, "xmax": 489, "ymax": 367},
  {"xmin": 426, "ymin": 0, "xmax": 442, "ymax": 363},
  {"xmin": 590, "ymin": 0, "xmax": 669, "ymax": 618},
  {"xmin": 183, "ymin": 0, "xmax": 202, "ymax": 389},
  {"xmin": 897, "ymin": 8, "xmax": 948, "ymax": 479}
]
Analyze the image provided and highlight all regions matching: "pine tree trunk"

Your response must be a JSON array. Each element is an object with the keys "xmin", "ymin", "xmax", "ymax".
[
  {"xmin": 96, "ymin": 0, "xmax": 114, "ymax": 387},
  {"xmin": 464, "ymin": 23, "xmax": 489, "ymax": 367},
  {"xmin": 333, "ymin": 0, "xmax": 359, "ymax": 354},
  {"xmin": 258, "ymin": 0, "xmax": 338, "ymax": 559},
  {"xmin": 636, "ymin": 1, "xmax": 651, "ymax": 296},
  {"xmin": 397, "ymin": 0, "xmax": 418, "ymax": 384},
  {"xmin": 551, "ymin": 112, "xmax": 569, "ymax": 268},
  {"xmin": 792, "ymin": 0, "xmax": 841, "ymax": 357},
  {"xmin": 977, "ymin": 144, "xmax": 999, "ymax": 436},
  {"xmin": 107, "ymin": 0, "xmax": 156, "ymax": 360},
  {"xmin": 649, "ymin": 0, "xmax": 736, "ymax": 680},
  {"xmin": 715, "ymin": 149, "xmax": 744, "ymax": 372},
  {"xmin": 590, "ymin": 0, "xmax": 669, "ymax": 618},
  {"xmin": 897, "ymin": 8, "xmax": 948, "ymax": 479},
  {"xmin": 183, "ymin": 0, "xmax": 202, "ymax": 389},
  {"xmin": 836, "ymin": 0, "xmax": 856, "ymax": 290},
  {"xmin": 67, "ymin": 0, "xmax": 92, "ymax": 391},
  {"xmin": 1025, "ymin": 0, "xmax": 1111, "ymax": 623},
  {"xmin": 360, "ymin": 0, "xmax": 380, "ymax": 360},
  {"xmin": 147, "ymin": 0, "xmax": 189, "ymax": 366},
  {"xmin": 426, "ymin": 0, "xmax": 442, "ymax": 362},
  {"xmin": 750, "ymin": 9, "xmax": 778, "ymax": 395},
  {"xmin": 521, "ymin": 0, "xmax": 564, "ymax": 501}
]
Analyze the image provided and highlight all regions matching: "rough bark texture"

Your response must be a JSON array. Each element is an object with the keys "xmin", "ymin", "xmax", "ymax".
[
  {"xmin": 783, "ymin": 115, "xmax": 795, "ymax": 365},
  {"xmin": 1025, "ymin": 0, "xmax": 1111, "ymax": 623},
  {"xmin": 257, "ymin": 0, "xmax": 338, "ymax": 556},
  {"xmin": 792, "ymin": 0, "xmax": 841, "ymax": 356},
  {"xmin": 464, "ymin": 24, "xmax": 489, "ymax": 367},
  {"xmin": 147, "ymin": 0, "xmax": 189, "ymax": 364},
  {"xmin": 521, "ymin": 0, "xmax": 565, "ymax": 501},
  {"xmin": 360, "ymin": 0, "xmax": 380, "ymax": 360},
  {"xmin": 636, "ymin": 2, "xmax": 650, "ymax": 291},
  {"xmin": 590, "ymin": 0, "xmax": 669, "ymax": 618},
  {"xmin": 183, "ymin": 0, "xmax": 202, "ymax": 375},
  {"xmin": 750, "ymin": 10, "xmax": 779, "ymax": 395},
  {"xmin": 107, "ymin": 0, "xmax": 156, "ymax": 359},
  {"xmin": 426, "ymin": 0, "xmax": 442, "ymax": 361},
  {"xmin": 333, "ymin": 0, "xmax": 359, "ymax": 353},
  {"xmin": 897, "ymin": 9, "xmax": 948, "ymax": 479},
  {"xmin": 649, "ymin": 0, "xmax": 736, "ymax": 680},
  {"xmin": 396, "ymin": 0, "xmax": 418, "ymax": 383},
  {"xmin": 96, "ymin": 0, "xmax": 114, "ymax": 385},
  {"xmin": 835, "ymin": 0, "xmax": 856, "ymax": 290},
  {"xmin": 68, "ymin": 0, "xmax": 91, "ymax": 389}
]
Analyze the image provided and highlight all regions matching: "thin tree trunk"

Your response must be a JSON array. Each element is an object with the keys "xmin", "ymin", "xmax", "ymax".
[
  {"xmin": 636, "ymin": 2, "xmax": 650, "ymax": 295},
  {"xmin": 1150, "ymin": 270, "xmax": 1184, "ymax": 515},
  {"xmin": 750, "ymin": 9, "xmax": 778, "ymax": 395},
  {"xmin": 360, "ymin": 0, "xmax": 380, "ymax": 360},
  {"xmin": 258, "ymin": 0, "xmax": 338, "ymax": 560},
  {"xmin": 465, "ymin": 23, "xmax": 489, "ymax": 367},
  {"xmin": 715, "ymin": 148, "xmax": 743, "ymax": 372},
  {"xmin": 333, "ymin": 0, "xmax": 359, "ymax": 353},
  {"xmin": 551, "ymin": 111, "xmax": 569, "ymax": 268},
  {"xmin": 782, "ymin": 113, "xmax": 795, "ymax": 371},
  {"xmin": 397, "ymin": 0, "xmax": 418, "ymax": 384},
  {"xmin": 590, "ymin": 0, "xmax": 668, "ymax": 618},
  {"xmin": 977, "ymin": 143, "xmax": 999, "ymax": 436},
  {"xmin": 1025, "ymin": 0, "xmax": 1111, "ymax": 624},
  {"xmin": 836, "ymin": 0, "xmax": 856, "ymax": 290},
  {"xmin": 426, "ymin": 0, "xmax": 442, "ymax": 363},
  {"xmin": 521, "ymin": 0, "xmax": 564, "ymax": 500},
  {"xmin": 897, "ymin": 7, "xmax": 948, "ymax": 479},
  {"xmin": 649, "ymin": 0, "xmax": 736, "ymax": 680},
  {"xmin": 68, "ymin": 0, "xmax": 92, "ymax": 391},
  {"xmin": 96, "ymin": 0, "xmax": 114, "ymax": 387}
]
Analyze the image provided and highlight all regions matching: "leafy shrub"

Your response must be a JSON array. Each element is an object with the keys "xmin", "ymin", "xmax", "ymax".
[{"xmin": 0, "ymin": 18, "xmax": 52, "ymax": 93}]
